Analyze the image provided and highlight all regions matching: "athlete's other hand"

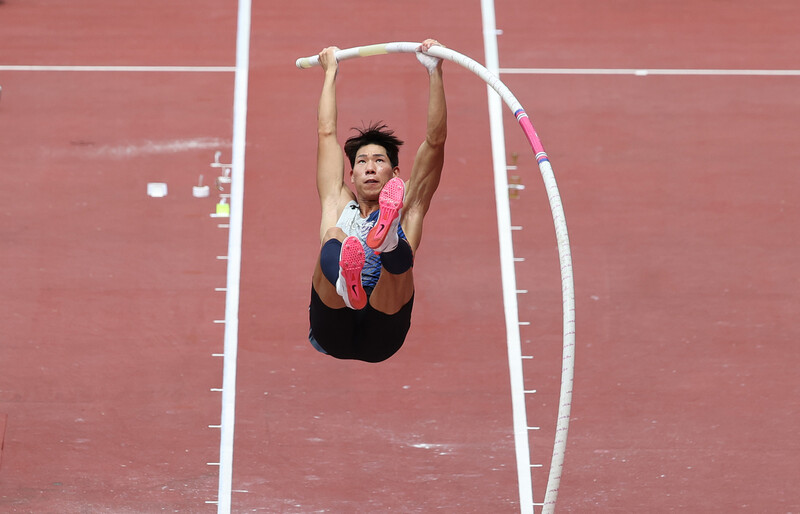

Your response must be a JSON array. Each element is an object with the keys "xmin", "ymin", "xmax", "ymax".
[
  {"xmin": 319, "ymin": 46, "xmax": 339, "ymax": 74},
  {"xmin": 416, "ymin": 39, "xmax": 444, "ymax": 74}
]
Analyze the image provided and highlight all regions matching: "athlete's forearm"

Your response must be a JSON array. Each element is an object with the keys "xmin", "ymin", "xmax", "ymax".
[
  {"xmin": 317, "ymin": 68, "xmax": 338, "ymax": 137},
  {"xmin": 425, "ymin": 68, "xmax": 447, "ymax": 148},
  {"xmin": 316, "ymin": 49, "xmax": 345, "ymax": 203}
]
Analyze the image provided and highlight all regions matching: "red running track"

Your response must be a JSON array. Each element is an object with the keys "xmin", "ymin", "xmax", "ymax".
[{"xmin": 1, "ymin": 0, "xmax": 799, "ymax": 512}]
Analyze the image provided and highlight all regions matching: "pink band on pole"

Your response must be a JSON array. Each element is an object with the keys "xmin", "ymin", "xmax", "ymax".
[{"xmin": 515, "ymin": 110, "xmax": 547, "ymax": 160}]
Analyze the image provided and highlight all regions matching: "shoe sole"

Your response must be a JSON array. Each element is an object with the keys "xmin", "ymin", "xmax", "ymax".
[
  {"xmin": 367, "ymin": 177, "xmax": 404, "ymax": 251},
  {"xmin": 339, "ymin": 236, "xmax": 367, "ymax": 310}
]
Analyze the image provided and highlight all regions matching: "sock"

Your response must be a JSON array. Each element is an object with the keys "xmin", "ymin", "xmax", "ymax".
[
  {"xmin": 380, "ymin": 238, "xmax": 413, "ymax": 275},
  {"xmin": 319, "ymin": 238, "xmax": 342, "ymax": 286}
]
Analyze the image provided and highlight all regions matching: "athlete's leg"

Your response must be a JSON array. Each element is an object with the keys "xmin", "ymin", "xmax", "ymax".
[
  {"xmin": 366, "ymin": 177, "xmax": 405, "ymax": 252},
  {"xmin": 312, "ymin": 227, "xmax": 368, "ymax": 310},
  {"xmin": 369, "ymin": 238, "xmax": 415, "ymax": 315},
  {"xmin": 312, "ymin": 227, "xmax": 347, "ymax": 309},
  {"xmin": 366, "ymin": 178, "xmax": 416, "ymax": 315}
]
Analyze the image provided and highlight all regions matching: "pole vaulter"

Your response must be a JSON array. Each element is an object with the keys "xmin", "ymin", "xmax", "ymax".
[{"xmin": 297, "ymin": 42, "xmax": 575, "ymax": 514}]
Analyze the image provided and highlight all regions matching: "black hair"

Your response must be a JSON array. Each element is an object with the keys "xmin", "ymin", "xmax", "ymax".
[{"xmin": 344, "ymin": 122, "xmax": 404, "ymax": 168}]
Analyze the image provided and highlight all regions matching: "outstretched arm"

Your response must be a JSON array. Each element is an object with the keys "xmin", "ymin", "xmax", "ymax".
[
  {"xmin": 316, "ymin": 47, "xmax": 355, "ymax": 242},
  {"xmin": 403, "ymin": 39, "xmax": 448, "ymax": 252}
]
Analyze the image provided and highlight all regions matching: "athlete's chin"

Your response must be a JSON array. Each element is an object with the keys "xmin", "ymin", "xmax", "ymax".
[{"xmin": 360, "ymin": 183, "xmax": 382, "ymax": 196}]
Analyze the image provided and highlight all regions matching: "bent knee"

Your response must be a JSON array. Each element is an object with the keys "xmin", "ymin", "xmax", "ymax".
[{"xmin": 322, "ymin": 226, "xmax": 347, "ymax": 244}]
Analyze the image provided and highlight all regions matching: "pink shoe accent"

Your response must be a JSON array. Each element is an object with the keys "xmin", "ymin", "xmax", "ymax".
[
  {"xmin": 336, "ymin": 236, "xmax": 367, "ymax": 310},
  {"xmin": 366, "ymin": 177, "xmax": 404, "ymax": 252}
]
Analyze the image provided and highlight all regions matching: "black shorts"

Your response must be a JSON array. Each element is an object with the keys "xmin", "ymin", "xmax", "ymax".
[{"xmin": 308, "ymin": 286, "xmax": 414, "ymax": 363}]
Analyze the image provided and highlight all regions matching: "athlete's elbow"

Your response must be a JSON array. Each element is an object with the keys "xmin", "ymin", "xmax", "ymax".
[
  {"xmin": 426, "ymin": 131, "xmax": 447, "ymax": 149},
  {"xmin": 318, "ymin": 121, "xmax": 337, "ymax": 138}
]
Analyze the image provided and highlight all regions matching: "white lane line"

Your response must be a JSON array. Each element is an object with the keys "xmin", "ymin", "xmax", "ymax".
[
  {"xmin": 480, "ymin": 1, "xmax": 535, "ymax": 513},
  {"xmin": 0, "ymin": 65, "xmax": 235, "ymax": 72},
  {"xmin": 215, "ymin": 0, "xmax": 251, "ymax": 512},
  {"xmin": 499, "ymin": 67, "xmax": 800, "ymax": 76}
]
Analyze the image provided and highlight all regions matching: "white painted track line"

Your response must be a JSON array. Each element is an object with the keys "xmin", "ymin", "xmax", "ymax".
[
  {"xmin": 0, "ymin": 65, "xmax": 234, "ymax": 72},
  {"xmin": 215, "ymin": 0, "xmax": 252, "ymax": 512},
  {"xmin": 499, "ymin": 67, "xmax": 800, "ymax": 76},
  {"xmin": 480, "ymin": 1, "xmax": 535, "ymax": 513}
]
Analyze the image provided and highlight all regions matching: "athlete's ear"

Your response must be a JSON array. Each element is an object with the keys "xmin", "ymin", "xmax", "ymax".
[
  {"xmin": 393, "ymin": 167, "xmax": 400, "ymax": 176},
  {"xmin": 350, "ymin": 169, "xmax": 355, "ymax": 183}
]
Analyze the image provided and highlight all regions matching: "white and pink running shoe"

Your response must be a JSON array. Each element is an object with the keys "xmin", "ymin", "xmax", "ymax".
[
  {"xmin": 366, "ymin": 177, "xmax": 405, "ymax": 253},
  {"xmin": 335, "ymin": 236, "xmax": 367, "ymax": 310}
]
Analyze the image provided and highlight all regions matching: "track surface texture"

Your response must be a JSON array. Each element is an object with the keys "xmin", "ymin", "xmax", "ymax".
[{"xmin": 1, "ymin": 0, "xmax": 798, "ymax": 512}]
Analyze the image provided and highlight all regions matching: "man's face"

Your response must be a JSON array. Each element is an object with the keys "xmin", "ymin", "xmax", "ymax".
[{"xmin": 350, "ymin": 143, "xmax": 399, "ymax": 200}]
